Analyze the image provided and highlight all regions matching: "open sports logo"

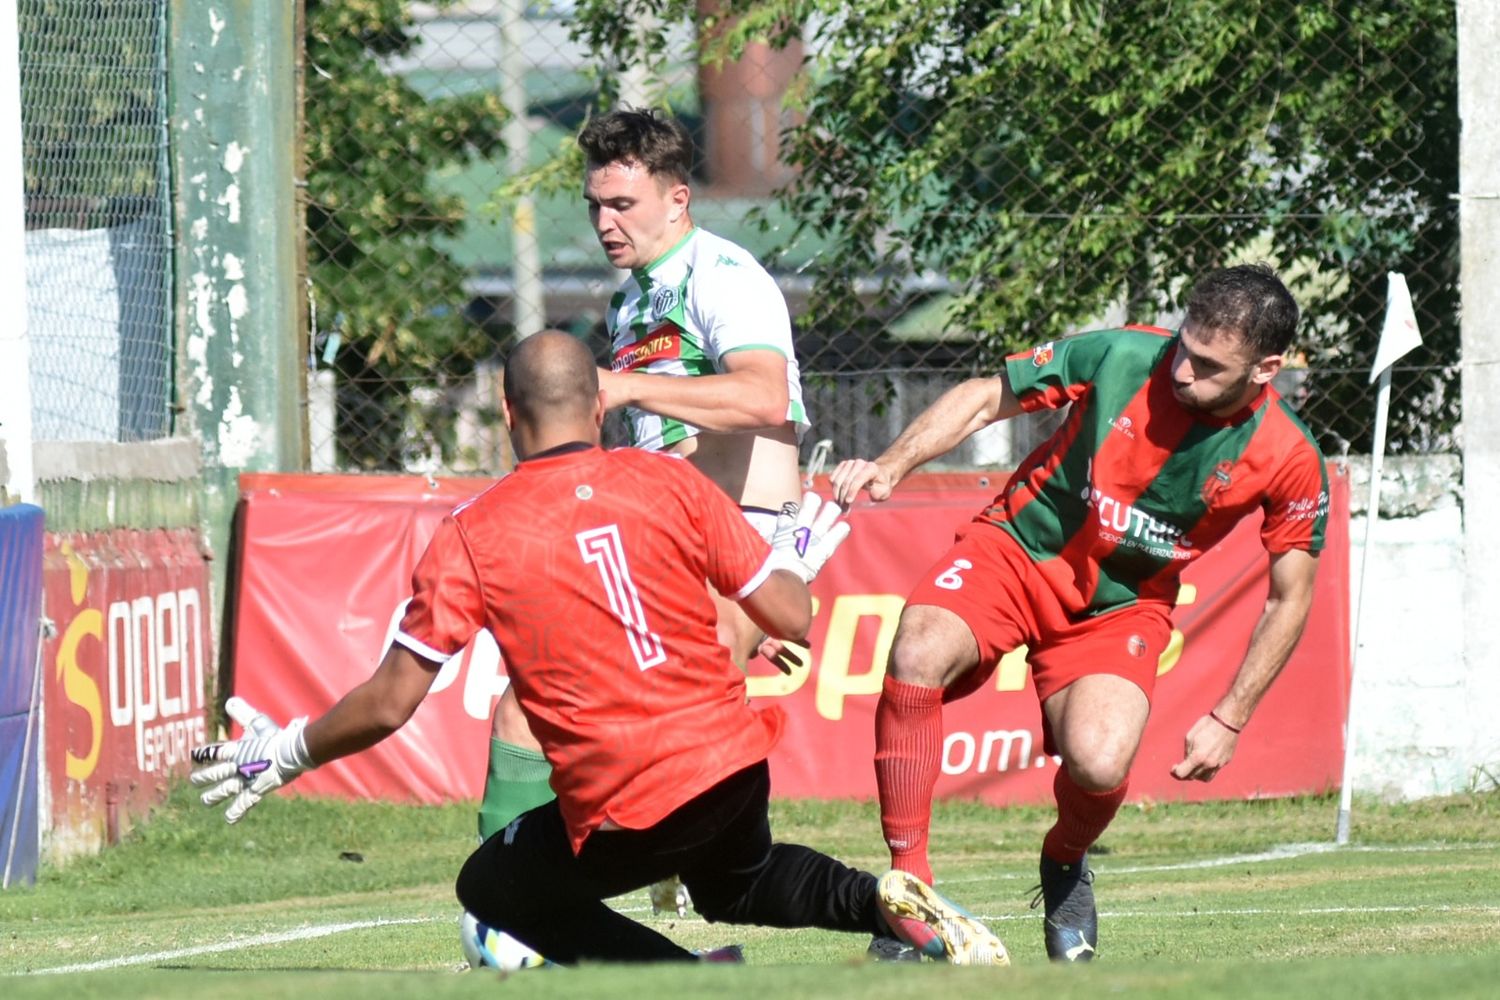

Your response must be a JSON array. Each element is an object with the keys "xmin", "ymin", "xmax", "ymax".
[{"xmin": 612, "ymin": 324, "xmax": 684, "ymax": 371}]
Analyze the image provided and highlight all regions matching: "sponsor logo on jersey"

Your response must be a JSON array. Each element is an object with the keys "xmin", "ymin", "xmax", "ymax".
[
  {"xmin": 612, "ymin": 324, "xmax": 684, "ymax": 371},
  {"xmin": 649, "ymin": 284, "xmax": 680, "ymax": 321},
  {"xmin": 715, "ymin": 253, "xmax": 741, "ymax": 268},
  {"xmin": 1201, "ymin": 460, "xmax": 1234, "ymax": 502},
  {"xmin": 1032, "ymin": 342, "xmax": 1055, "ymax": 366},
  {"xmin": 1109, "ymin": 415, "xmax": 1136, "ymax": 439},
  {"xmin": 1081, "ymin": 486, "xmax": 1195, "ymax": 560},
  {"xmin": 1127, "ymin": 634, "xmax": 1147, "ymax": 658},
  {"xmin": 1285, "ymin": 490, "xmax": 1329, "ymax": 521}
]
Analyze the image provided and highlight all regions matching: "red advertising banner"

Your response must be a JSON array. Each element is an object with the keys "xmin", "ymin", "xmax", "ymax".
[
  {"xmin": 42, "ymin": 529, "xmax": 214, "ymax": 859},
  {"xmin": 232, "ymin": 468, "xmax": 1350, "ymax": 808},
  {"xmin": 758, "ymin": 471, "xmax": 1352, "ymax": 805}
]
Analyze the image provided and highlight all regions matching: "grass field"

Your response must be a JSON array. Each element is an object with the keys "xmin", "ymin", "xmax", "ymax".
[{"xmin": 3, "ymin": 783, "xmax": 1498, "ymax": 998}]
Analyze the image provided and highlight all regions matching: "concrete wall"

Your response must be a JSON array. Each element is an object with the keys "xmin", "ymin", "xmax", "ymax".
[
  {"xmin": 1457, "ymin": 0, "xmax": 1500, "ymax": 807},
  {"xmin": 32, "ymin": 440, "xmax": 201, "ymax": 531},
  {"xmin": 1343, "ymin": 454, "xmax": 1483, "ymax": 799}
]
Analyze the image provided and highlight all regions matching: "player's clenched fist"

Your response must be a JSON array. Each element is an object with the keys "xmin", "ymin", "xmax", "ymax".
[{"xmin": 830, "ymin": 458, "xmax": 896, "ymax": 506}]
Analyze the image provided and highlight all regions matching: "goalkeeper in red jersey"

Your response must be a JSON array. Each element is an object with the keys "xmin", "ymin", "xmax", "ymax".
[
  {"xmin": 479, "ymin": 105, "xmax": 811, "ymax": 929},
  {"xmin": 830, "ymin": 264, "xmax": 1328, "ymax": 963},
  {"xmin": 191, "ymin": 331, "xmax": 1009, "ymax": 966}
]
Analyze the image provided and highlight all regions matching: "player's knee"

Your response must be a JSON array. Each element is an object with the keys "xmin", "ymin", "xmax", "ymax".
[
  {"xmin": 887, "ymin": 631, "xmax": 968, "ymax": 688},
  {"xmin": 683, "ymin": 881, "xmax": 738, "ymax": 923},
  {"xmin": 1064, "ymin": 754, "xmax": 1130, "ymax": 793},
  {"xmin": 456, "ymin": 849, "xmax": 503, "ymax": 924},
  {"xmin": 494, "ymin": 712, "xmax": 523, "ymax": 745},
  {"xmin": 456, "ymin": 840, "xmax": 524, "ymax": 928},
  {"xmin": 494, "ymin": 687, "xmax": 541, "ymax": 749}
]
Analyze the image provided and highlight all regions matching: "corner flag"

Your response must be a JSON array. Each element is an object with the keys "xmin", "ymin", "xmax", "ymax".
[
  {"xmin": 1337, "ymin": 272, "xmax": 1424, "ymax": 845},
  {"xmin": 1369, "ymin": 272, "xmax": 1423, "ymax": 383}
]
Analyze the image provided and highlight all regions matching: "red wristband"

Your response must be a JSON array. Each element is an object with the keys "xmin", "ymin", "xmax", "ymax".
[{"xmin": 1209, "ymin": 709, "xmax": 1243, "ymax": 734}]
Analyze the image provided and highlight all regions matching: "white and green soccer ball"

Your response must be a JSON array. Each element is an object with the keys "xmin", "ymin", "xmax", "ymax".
[{"xmin": 459, "ymin": 911, "xmax": 547, "ymax": 971}]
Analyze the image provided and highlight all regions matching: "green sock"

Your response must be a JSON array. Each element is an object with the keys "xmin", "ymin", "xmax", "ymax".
[{"xmin": 477, "ymin": 739, "xmax": 554, "ymax": 841}]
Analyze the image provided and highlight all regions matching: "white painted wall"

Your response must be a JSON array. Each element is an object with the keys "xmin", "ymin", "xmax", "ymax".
[
  {"xmin": 1457, "ymin": 0, "xmax": 1500, "ymax": 807},
  {"xmin": 1344, "ymin": 456, "xmax": 1484, "ymax": 799},
  {"xmin": 1348, "ymin": 504, "xmax": 1469, "ymax": 798}
]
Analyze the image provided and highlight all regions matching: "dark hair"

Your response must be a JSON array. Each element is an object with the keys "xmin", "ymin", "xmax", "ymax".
[
  {"xmin": 577, "ymin": 107, "xmax": 693, "ymax": 185},
  {"xmin": 1184, "ymin": 263, "xmax": 1299, "ymax": 357}
]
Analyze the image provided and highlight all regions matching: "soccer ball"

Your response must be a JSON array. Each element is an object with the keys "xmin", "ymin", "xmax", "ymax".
[
  {"xmin": 458, "ymin": 910, "xmax": 547, "ymax": 971},
  {"xmin": 649, "ymin": 874, "xmax": 692, "ymax": 917}
]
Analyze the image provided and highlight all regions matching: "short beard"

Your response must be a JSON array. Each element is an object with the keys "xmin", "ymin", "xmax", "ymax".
[{"xmin": 1177, "ymin": 373, "xmax": 1256, "ymax": 415}]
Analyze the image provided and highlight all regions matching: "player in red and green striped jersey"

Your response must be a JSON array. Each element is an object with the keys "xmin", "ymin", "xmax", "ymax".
[{"xmin": 831, "ymin": 263, "xmax": 1327, "ymax": 963}]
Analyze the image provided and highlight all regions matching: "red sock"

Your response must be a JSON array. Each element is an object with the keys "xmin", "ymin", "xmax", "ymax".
[
  {"xmin": 1042, "ymin": 766, "xmax": 1128, "ymax": 863},
  {"xmin": 874, "ymin": 676, "xmax": 944, "ymax": 884}
]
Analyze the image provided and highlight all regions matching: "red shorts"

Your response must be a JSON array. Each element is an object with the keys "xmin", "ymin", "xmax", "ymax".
[{"xmin": 905, "ymin": 520, "xmax": 1173, "ymax": 708}]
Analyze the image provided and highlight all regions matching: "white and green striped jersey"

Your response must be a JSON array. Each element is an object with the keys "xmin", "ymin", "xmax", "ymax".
[{"xmin": 606, "ymin": 227, "xmax": 809, "ymax": 451}]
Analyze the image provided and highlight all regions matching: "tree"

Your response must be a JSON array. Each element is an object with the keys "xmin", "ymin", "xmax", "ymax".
[
  {"xmin": 566, "ymin": 0, "xmax": 1458, "ymax": 453},
  {"xmin": 305, "ymin": 0, "xmax": 506, "ymax": 469}
]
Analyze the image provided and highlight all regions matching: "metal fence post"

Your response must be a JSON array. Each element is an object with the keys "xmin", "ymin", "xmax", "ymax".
[{"xmin": 171, "ymin": 1, "xmax": 304, "ymax": 634}]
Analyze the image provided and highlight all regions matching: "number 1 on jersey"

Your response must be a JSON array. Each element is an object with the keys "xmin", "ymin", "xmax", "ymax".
[{"xmin": 577, "ymin": 525, "xmax": 667, "ymax": 671}]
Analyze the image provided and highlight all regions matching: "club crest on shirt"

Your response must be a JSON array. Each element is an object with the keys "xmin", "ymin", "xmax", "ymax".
[
  {"xmin": 1031, "ymin": 342, "xmax": 1055, "ymax": 367},
  {"xmin": 1201, "ymin": 461, "xmax": 1234, "ymax": 502},
  {"xmin": 649, "ymin": 285, "xmax": 680, "ymax": 321}
]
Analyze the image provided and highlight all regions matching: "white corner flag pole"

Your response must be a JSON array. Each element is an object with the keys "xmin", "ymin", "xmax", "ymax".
[{"xmin": 1336, "ymin": 272, "xmax": 1424, "ymax": 845}]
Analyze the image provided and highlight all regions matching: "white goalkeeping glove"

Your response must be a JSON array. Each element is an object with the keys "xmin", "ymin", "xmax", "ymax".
[
  {"xmin": 190, "ymin": 697, "xmax": 314, "ymax": 824},
  {"xmin": 769, "ymin": 491, "xmax": 852, "ymax": 583}
]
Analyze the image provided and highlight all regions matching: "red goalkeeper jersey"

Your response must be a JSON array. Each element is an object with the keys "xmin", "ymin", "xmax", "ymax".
[{"xmin": 396, "ymin": 444, "xmax": 784, "ymax": 853}]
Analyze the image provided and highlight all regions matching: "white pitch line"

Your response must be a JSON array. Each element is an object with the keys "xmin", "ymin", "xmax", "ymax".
[
  {"xmin": 980, "ymin": 903, "xmax": 1500, "ymax": 923},
  {"xmin": 1111, "ymin": 840, "xmax": 1500, "ymax": 875},
  {"xmin": 17, "ymin": 841, "xmax": 1496, "ymax": 976},
  {"xmin": 19, "ymin": 916, "xmax": 438, "ymax": 976},
  {"xmin": 1101, "ymin": 841, "xmax": 1341, "ymax": 874},
  {"xmin": 16, "ymin": 901, "xmax": 676, "ymax": 977},
  {"xmin": 938, "ymin": 840, "xmax": 1498, "ymax": 886}
]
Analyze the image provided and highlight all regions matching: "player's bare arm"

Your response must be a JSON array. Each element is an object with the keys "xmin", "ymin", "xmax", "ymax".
[
  {"xmin": 604, "ymin": 346, "xmax": 801, "ymax": 507},
  {"xmin": 1171, "ymin": 546, "xmax": 1319, "ymax": 781},
  {"xmin": 830, "ymin": 374, "xmax": 1024, "ymax": 506},
  {"xmin": 303, "ymin": 645, "xmax": 443, "ymax": 765},
  {"xmin": 739, "ymin": 571, "xmax": 814, "ymax": 645},
  {"xmin": 598, "ymin": 348, "xmax": 790, "ymax": 432},
  {"xmin": 191, "ymin": 644, "xmax": 444, "ymax": 823}
]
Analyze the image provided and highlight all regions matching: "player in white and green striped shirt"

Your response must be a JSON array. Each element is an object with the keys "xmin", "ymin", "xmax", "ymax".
[{"xmin": 472, "ymin": 108, "xmax": 829, "ymax": 954}]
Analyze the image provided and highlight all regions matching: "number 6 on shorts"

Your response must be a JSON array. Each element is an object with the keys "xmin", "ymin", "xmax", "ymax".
[{"xmin": 934, "ymin": 558, "xmax": 973, "ymax": 591}]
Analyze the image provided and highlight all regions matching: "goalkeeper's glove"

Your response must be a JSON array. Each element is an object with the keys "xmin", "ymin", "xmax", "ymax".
[
  {"xmin": 190, "ymin": 700, "xmax": 314, "ymax": 824},
  {"xmin": 768, "ymin": 491, "xmax": 852, "ymax": 583}
]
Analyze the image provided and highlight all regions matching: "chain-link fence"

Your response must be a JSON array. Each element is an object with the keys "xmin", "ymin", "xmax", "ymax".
[
  {"xmin": 18, "ymin": 0, "xmax": 174, "ymax": 443},
  {"xmin": 306, "ymin": 0, "xmax": 1457, "ymax": 475}
]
